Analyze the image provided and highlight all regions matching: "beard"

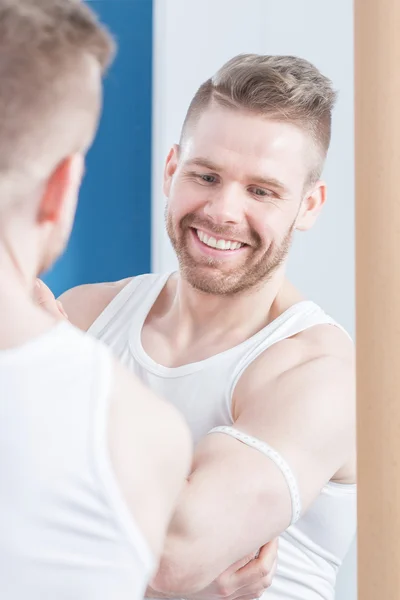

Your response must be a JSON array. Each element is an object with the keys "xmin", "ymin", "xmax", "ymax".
[{"xmin": 165, "ymin": 206, "xmax": 295, "ymax": 296}]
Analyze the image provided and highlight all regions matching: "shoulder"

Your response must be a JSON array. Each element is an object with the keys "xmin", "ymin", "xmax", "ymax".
[
  {"xmin": 58, "ymin": 277, "xmax": 134, "ymax": 332},
  {"xmin": 233, "ymin": 321, "xmax": 355, "ymax": 482},
  {"xmin": 235, "ymin": 321, "xmax": 355, "ymax": 421},
  {"xmin": 247, "ymin": 321, "xmax": 353, "ymax": 384}
]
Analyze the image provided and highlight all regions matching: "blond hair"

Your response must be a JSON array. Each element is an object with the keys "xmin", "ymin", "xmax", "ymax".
[
  {"xmin": 0, "ymin": 0, "xmax": 115, "ymax": 207},
  {"xmin": 181, "ymin": 54, "xmax": 338, "ymax": 183}
]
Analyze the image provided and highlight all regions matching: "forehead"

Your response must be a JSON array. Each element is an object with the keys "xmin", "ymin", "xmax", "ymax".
[{"xmin": 181, "ymin": 104, "xmax": 312, "ymax": 189}]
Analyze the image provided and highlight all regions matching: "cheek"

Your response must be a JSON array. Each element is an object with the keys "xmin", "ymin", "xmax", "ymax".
[
  {"xmin": 248, "ymin": 204, "xmax": 295, "ymax": 244},
  {"xmin": 169, "ymin": 179, "xmax": 204, "ymax": 215}
]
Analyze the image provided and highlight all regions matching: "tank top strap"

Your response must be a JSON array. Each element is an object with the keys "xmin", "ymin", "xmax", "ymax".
[
  {"xmin": 88, "ymin": 272, "xmax": 170, "ymax": 339},
  {"xmin": 226, "ymin": 300, "xmax": 352, "ymax": 405}
]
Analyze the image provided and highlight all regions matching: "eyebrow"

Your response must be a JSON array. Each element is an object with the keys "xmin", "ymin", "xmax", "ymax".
[{"xmin": 184, "ymin": 157, "xmax": 289, "ymax": 194}]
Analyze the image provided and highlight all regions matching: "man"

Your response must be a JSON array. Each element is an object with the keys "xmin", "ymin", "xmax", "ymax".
[
  {"xmin": 39, "ymin": 54, "xmax": 356, "ymax": 600},
  {"xmin": 0, "ymin": 2, "xmax": 192, "ymax": 599}
]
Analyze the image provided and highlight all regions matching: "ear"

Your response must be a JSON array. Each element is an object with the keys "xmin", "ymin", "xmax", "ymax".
[
  {"xmin": 295, "ymin": 180, "xmax": 327, "ymax": 231},
  {"xmin": 163, "ymin": 144, "xmax": 180, "ymax": 197},
  {"xmin": 37, "ymin": 154, "xmax": 84, "ymax": 225}
]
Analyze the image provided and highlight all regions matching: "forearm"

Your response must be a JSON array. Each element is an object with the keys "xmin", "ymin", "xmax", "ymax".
[
  {"xmin": 151, "ymin": 429, "xmax": 294, "ymax": 594},
  {"xmin": 145, "ymin": 586, "xmax": 176, "ymax": 599},
  {"xmin": 149, "ymin": 481, "xmax": 206, "ymax": 595},
  {"xmin": 151, "ymin": 486, "xmax": 273, "ymax": 595}
]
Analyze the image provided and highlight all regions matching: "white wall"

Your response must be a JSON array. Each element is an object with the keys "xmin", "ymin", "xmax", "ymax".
[{"xmin": 152, "ymin": 1, "xmax": 356, "ymax": 598}]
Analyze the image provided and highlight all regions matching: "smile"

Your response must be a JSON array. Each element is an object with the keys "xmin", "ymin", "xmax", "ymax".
[{"xmin": 194, "ymin": 228, "xmax": 244, "ymax": 251}]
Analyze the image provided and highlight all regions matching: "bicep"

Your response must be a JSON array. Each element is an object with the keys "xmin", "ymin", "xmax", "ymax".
[
  {"xmin": 155, "ymin": 357, "xmax": 354, "ymax": 591},
  {"xmin": 155, "ymin": 432, "xmax": 292, "ymax": 592},
  {"xmin": 108, "ymin": 360, "xmax": 192, "ymax": 560},
  {"xmin": 234, "ymin": 355, "xmax": 355, "ymax": 510}
]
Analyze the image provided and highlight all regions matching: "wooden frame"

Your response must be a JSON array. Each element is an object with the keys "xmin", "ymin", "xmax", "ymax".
[{"xmin": 355, "ymin": 1, "xmax": 400, "ymax": 597}]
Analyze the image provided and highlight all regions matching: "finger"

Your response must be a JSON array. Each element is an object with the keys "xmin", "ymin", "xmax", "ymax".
[
  {"xmin": 269, "ymin": 556, "xmax": 278, "ymax": 580},
  {"xmin": 231, "ymin": 539, "xmax": 278, "ymax": 590},
  {"xmin": 213, "ymin": 552, "xmax": 257, "ymax": 599},
  {"xmin": 221, "ymin": 550, "xmax": 258, "ymax": 577},
  {"xmin": 227, "ymin": 580, "xmax": 272, "ymax": 600},
  {"xmin": 227, "ymin": 595, "xmax": 263, "ymax": 600},
  {"xmin": 256, "ymin": 538, "xmax": 279, "ymax": 576},
  {"xmin": 33, "ymin": 279, "xmax": 55, "ymax": 304},
  {"xmin": 57, "ymin": 300, "xmax": 69, "ymax": 320},
  {"xmin": 225, "ymin": 562, "xmax": 277, "ymax": 600},
  {"xmin": 33, "ymin": 279, "xmax": 67, "ymax": 320},
  {"xmin": 226, "ymin": 585, "xmax": 270, "ymax": 600}
]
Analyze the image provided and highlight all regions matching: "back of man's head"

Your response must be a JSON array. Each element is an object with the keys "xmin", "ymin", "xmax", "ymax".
[{"xmin": 0, "ymin": 0, "xmax": 115, "ymax": 210}]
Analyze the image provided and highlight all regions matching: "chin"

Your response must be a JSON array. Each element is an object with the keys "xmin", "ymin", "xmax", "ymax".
[{"xmin": 181, "ymin": 264, "xmax": 256, "ymax": 297}]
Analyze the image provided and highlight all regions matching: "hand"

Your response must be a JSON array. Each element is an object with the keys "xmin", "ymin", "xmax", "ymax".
[
  {"xmin": 33, "ymin": 279, "xmax": 69, "ymax": 321},
  {"xmin": 195, "ymin": 540, "xmax": 278, "ymax": 600},
  {"xmin": 146, "ymin": 539, "xmax": 278, "ymax": 600}
]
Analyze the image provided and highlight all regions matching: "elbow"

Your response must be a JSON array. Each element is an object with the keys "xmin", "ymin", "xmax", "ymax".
[
  {"xmin": 152, "ymin": 567, "xmax": 199, "ymax": 596},
  {"xmin": 151, "ymin": 543, "xmax": 209, "ymax": 596}
]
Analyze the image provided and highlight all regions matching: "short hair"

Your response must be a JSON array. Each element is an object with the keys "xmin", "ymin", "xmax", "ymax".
[
  {"xmin": 181, "ymin": 54, "xmax": 338, "ymax": 183},
  {"xmin": 0, "ymin": 0, "xmax": 116, "ymax": 208}
]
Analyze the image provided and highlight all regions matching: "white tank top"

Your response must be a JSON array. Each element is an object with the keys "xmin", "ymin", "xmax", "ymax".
[
  {"xmin": 88, "ymin": 273, "xmax": 357, "ymax": 600},
  {"xmin": 0, "ymin": 322, "xmax": 154, "ymax": 600}
]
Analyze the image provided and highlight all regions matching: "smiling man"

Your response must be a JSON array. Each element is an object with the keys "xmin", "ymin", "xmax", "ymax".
[{"xmin": 37, "ymin": 54, "xmax": 356, "ymax": 600}]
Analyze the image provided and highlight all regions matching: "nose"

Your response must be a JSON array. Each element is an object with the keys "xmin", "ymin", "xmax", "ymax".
[{"xmin": 203, "ymin": 185, "xmax": 244, "ymax": 225}]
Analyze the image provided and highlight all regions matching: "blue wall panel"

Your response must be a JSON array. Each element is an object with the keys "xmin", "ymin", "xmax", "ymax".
[{"xmin": 44, "ymin": 0, "xmax": 153, "ymax": 297}]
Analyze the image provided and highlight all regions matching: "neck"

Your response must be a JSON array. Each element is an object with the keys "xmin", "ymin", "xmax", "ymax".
[
  {"xmin": 0, "ymin": 241, "xmax": 35, "ymax": 302},
  {"xmin": 170, "ymin": 267, "xmax": 288, "ymax": 341},
  {"xmin": 0, "ymin": 240, "xmax": 54, "ymax": 350},
  {"xmin": 0, "ymin": 215, "xmax": 40, "ymax": 294}
]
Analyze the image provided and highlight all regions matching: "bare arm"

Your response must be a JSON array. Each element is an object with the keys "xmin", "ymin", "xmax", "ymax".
[
  {"xmin": 59, "ymin": 278, "xmax": 132, "ymax": 331},
  {"xmin": 34, "ymin": 278, "xmax": 193, "ymax": 561},
  {"xmin": 34, "ymin": 278, "xmax": 282, "ymax": 598},
  {"xmin": 108, "ymin": 357, "xmax": 193, "ymax": 561},
  {"xmin": 34, "ymin": 278, "xmax": 132, "ymax": 331},
  {"xmin": 151, "ymin": 327, "xmax": 355, "ymax": 595}
]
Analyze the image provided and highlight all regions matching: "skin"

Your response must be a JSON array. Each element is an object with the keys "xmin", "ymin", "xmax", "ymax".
[
  {"xmin": 37, "ymin": 101, "xmax": 355, "ymax": 598},
  {"xmin": 2, "ymin": 53, "xmax": 191, "ymax": 566}
]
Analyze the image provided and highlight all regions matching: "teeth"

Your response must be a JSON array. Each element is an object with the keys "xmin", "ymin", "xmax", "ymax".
[{"xmin": 196, "ymin": 229, "xmax": 243, "ymax": 251}]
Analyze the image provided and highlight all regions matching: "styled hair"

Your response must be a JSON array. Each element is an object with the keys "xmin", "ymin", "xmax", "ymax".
[
  {"xmin": 181, "ymin": 54, "xmax": 338, "ymax": 183},
  {"xmin": 0, "ymin": 0, "xmax": 116, "ymax": 208}
]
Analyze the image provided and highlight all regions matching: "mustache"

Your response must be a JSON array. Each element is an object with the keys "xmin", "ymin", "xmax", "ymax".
[{"xmin": 180, "ymin": 214, "xmax": 260, "ymax": 247}]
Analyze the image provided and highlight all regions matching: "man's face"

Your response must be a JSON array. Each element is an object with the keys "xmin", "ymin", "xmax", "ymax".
[{"xmin": 164, "ymin": 103, "xmax": 324, "ymax": 296}]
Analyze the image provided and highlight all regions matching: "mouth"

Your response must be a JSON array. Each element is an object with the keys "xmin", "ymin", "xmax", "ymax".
[{"xmin": 189, "ymin": 227, "xmax": 248, "ymax": 257}]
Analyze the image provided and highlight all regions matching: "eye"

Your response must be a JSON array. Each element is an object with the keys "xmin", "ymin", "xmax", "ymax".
[
  {"xmin": 248, "ymin": 186, "xmax": 276, "ymax": 199},
  {"xmin": 197, "ymin": 173, "xmax": 217, "ymax": 184}
]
